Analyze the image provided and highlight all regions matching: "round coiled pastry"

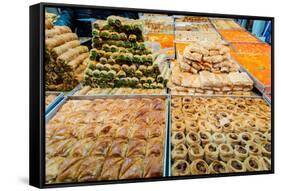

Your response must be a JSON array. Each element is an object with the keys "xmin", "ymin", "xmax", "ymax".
[
  {"xmin": 234, "ymin": 145, "xmax": 248, "ymax": 161},
  {"xmin": 265, "ymin": 133, "xmax": 271, "ymax": 142},
  {"xmin": 190, "ymin": 159, "xmax": 209, "ymax": 175},
  {"xmin": 243, "ymin": 119, "xmax": 258, "ymax": 132},
  {"xmin": 261, "ymin": 142, "xmax": 271, "ymax": 158},
  {"xmin": 255, "ymin": 118, "xmax": 270, "ymax": 133},
  {"xmin": 172, "ymin": 121, "xmax": 186, "ymax": 132},
  {"xmin": 231, "ymin": 121, "xmax": 246, "ymax": 133},
  {"xmin": 198, "ymin": 131, "xmax": 212, "ymax": 146},
  {"xmin": 186, "ymin": 131, "xmax": 201, "ymax": 145},
  {"xmin": 172, "ymin": 144, "xmax": 188, "ymax": 160},
  {"xmin": 226, "ymin": 133, "xmax": 240, "ymax": 146},
  {"xmin": 193, "ymin": 97, "xmax": 205, "ymax": 105},
  {"xmin": 236, "ymin": 103, "xmax": 248, "ymax": 112},
  {"xmin": 239, "ymin": 132, "xmax": 254, "ymax": 143},
  {"xmin": 171, "ymin": 131, "xmax": 185, "ymax": 146},
  {"xmin": 185, "ymin": 120, "xmax": 199, "ymax": 132},
  {"xmin": 198, "ymin": 120, "xmax": 212, "ymax": 133},
  {"xmin": 227, "ymin": 159, "xmax": 246, "ymax": 172},
  {"xmin": 252, "ymin": 131, "xmax": 267, "ymax": 144},
  {"xmin": 209, "ymin": 160, "xmax": 228, "ymax": 174},
  {"xmin": 219, "ymin": 143, "xmax": 234, "ymax": 162},
  {"xmin": 184, "ymin": 112, "xmax": 198, "ymax": 121},
  {"xmin": 171, "ymin": 97, "xmax": 182, "ymax": 108},
  {"xmin": 245, "ymin": 98, "xmax": 256, "ymax": 105},
  {"xmin": 188, "ymin": 144, "xmax": 204, "ymax": 161},
  {"xmin": 259, "ymin": 157, "xmax": 271, "ymax": 170},
  {"xmin": 235, "ymin": 98, "xmax": 246, "ymax": 105},
  {"xmin": 226, "ymin": 103, "xmax": 236, "ymax": 111},
  {"xmin": 244, "ymin": 156, "xmax": 263, "ymax": 171},
  {"xmin": 212, "ymin": 132, "xmax": 226, "ymax": 145},
  {"xmin": 204, "ymin": 143, "xmax": 219, "ymax": 164},
  {"xmin": 172, "ymin": 160, "xmax": 190, "ymax": 176},
  {"xmin": 182, "ymin": 104, "xmax": 195, "ymax": 114},
  {"xmin": 210, "ymin": 121, "xmax": 223, "ymax": 133},
  {"xmin": 182, "ymin": 97, "xmax": 193, "ymax": 104},
  {"xmin": 246, "ymin": 142, "xmax": 262, "ymax": 156}
]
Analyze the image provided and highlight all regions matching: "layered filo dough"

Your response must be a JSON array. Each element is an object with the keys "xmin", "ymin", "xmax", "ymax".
[
  {"xmin": 171, "ymin": 96, "xmax": 271, "ymax": 176},
  {"xmin": 46, "ymin": 98, "xmax": 166, "ymax": 183}
]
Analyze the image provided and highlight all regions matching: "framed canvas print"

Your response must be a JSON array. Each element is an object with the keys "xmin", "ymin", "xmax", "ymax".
[{"xmin": 29, "ymin": 2, "xmax": 274, "ymax": 188}]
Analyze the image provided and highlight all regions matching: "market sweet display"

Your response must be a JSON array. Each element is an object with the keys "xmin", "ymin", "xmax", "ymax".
[
  {"xmin": 83, "ymin": 16, "xmax": 170, "ymax": 90},
  {"xmin": 46, "ymin": 97, "xmax": 166, "ymax": 183},
  {"xmin": 45, "ymin": 23, "xmax": 89, "ymax": 91},
  {"xmin": 171, "ymin": 96, "xmax": 271, "ymax": 176}
]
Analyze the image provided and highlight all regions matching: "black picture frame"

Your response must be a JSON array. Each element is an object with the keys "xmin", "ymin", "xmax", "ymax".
[{"xmin": 29, "ymin": 2, "xmax": 274, "ymax": 188}]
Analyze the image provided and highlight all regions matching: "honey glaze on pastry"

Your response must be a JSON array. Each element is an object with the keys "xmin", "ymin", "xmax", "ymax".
[
  {"xmin": 190, "ymin": 159, "xmax": 209, "ymax": 175},
  {"xmin": 186, "ymin": 131, "xmax": 201, "ymax": 145},
  {"xmin": 218, "ymin": 143, "xmax": 234, "ymax": 162},
  {"xmin": 226, "ymin": 133, "xmax": 239, "ymax": 146},
  {"xmin": 244, "ymin": 156, "xmax": 263, "ymax": 171},
  {"xmin": 246, "ymin": 142, "xmax": 262, "ymax": 156},
  {"xmin": 234, "ymin": 145, "xmax": 248, "ymax": 161},
  {"xmin": 212, "ymin": 132, "xmax": 226, "ymax": 145},
  {"xmin": 172, "ymin": 131, "xmax": 186, "ymax": 146},
  {"xmin": 239, "ymin": 132, "xmax": 254, "ymax": 143},
  {"xmin": 188, "ymin": 144, "xmax": 204, "ymax": 161},
  {"xmin": 172, "ymin": 121, "xmax": 186, "ymax": 132},
  {"xmin": 199, "ymin": 131, "xmax": 212, "ymax": 146},
  {"xmin": 204, "ymin": 143, "xmax": 219, "ymax": 163},
  {"xmin": 209, "ymin": 160, "xmax": 228, "ymax": 174},
  {"xmin": 172, "ymin": 160, "xmax": 190, "ymax": 176},
  {"xmin": 227, "ymin": 159, "xmax": 246, "ymax": 172},
  {"xmin": 119, "ymin": 158, "xmax": 143, "ymax": 179},
  {"xmin": 172, "ymin": 144, "xmax": 188, "ymax": 160}
]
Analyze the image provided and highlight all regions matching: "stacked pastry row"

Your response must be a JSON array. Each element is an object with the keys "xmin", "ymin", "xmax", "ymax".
[
  {"xmin": 169, "ymin": 62, "xmax": 253, "ymax": 95},
  {"xmin": 46, "ymin": 98, "xmax": 166, "ymax": 183},
  {"xmin": 74, "ymin": 85, "xmax": 166, "ymax": 96},
  {"xmin": 171, "ymin": 96, "xmax": 271, "ymax": 176},
  {"xmin": 83, "ymin": 16, "xmax": 169, "ymax": 89},
  {"xmin": 45, "ymin": 25, "xmax": 89, "ymax": 91},
  {"xmin": 179, "ymin": 43, "xmax": 238, "ymax": 73}
]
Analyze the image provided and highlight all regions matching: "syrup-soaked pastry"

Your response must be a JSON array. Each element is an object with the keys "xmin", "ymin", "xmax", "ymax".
[
  {"xmin": 239, "ymin": 132, "xmax": 254, "ymax": 143},
  {"xmin": 231, "ymin": 121, "xmax": 245, "ymax": 133},
  {"xmin": 129, "ymin": 125, "xmax": 149, "ymax": 140},
  {"xmin": 172, "ymin": 97, "xmax": 182, "ymax": 108},
  {"xmin": 46, "ymin": 124, "xmax": 72, "ymax": 140},
  {"xmin": 148, "ymin": 124, "xmax": 164, "ymax": 138},
  {"xmin": 226, "ymin": 133, "xmax": 239, "ymax": 146},
  {"xmin": 119, "ymin": 157, "xmax": 143, "ymax": 179},
  {"xmin": 261, "ymin": 142, "xmax": 271, "ymax": 158},
  {"xmin": 185, "ymin": 120, "xmax": 199, "ymax": 132},
  {"xmin": 186, "ymin": 131, "xmax": 201, "ymax": 145},
  {"xmin": 184, "ymin": 112, "xmax": 198, "ymax": 121},
  {"xmin": 146, "ymin": 138, "xmax": 163, "ymax": 157},
  {"xmin": 172, "ymin": 160, "xmax": 190, "ymax": 176},
  {"xmin": 68, "ymin": 138, "xmax": 95, "ymax": 157},
  {"xmin": 209, "ymin": 160, "xmax": 227, "ymax": 174},
  {"xmin": 77, "ymin": 156, "xmax": 104, "ymax": 182},
  {"xmin": 143, "ymin": 156, "xmax": 163, "ymax": 178},
  {"xmin": 227, "ymin": 159, "xmax": 246, "ymax": 172},
  {"xmin": 182, "ymin": 97, "xmax": 193, "ymax": 104},
  {"xmin": 209, "ymin": 121, "xmax": 223, "ymax": 133},
  {"xmin": 212, "ymin": 132, "xmax": 226, "ymax": 145},
  {"xmin": 172, "ymin": 143, "xmax": 188, "ymax": 160},
  {"xmin": 243, "ymin": 118, "xmax": 258, "ymax": 132},
  {"xmin": 46, "ymin": 157, "xmax": 65, "ymax": 183},
  {"xmin": 114, "ymin": 125, "xmax": 131, "ymax": 139},
  {"xmin": 172, "ymin": 131, "xmax": 186, "ymax": 146},
  {"xmin": 252, "ymin": 131, "xmax": 267, "ymax": 144},
  {"xmin": 244, "ymin": 156, "xmax": 263, "ymax": 171},
  {"xmin": 108, "ymin": 138, "xmax": 128, "ymax": 157},
  {"xmin": 198, "ymin": 131, "xmax": 212, "ymax": 146},
  {"xmin": 95, "ymin": 124, "xmax": 117, "ymax": 138},
  {"xmin": 172, "ymin": 110, "xmax": 184, "ymax": 122},
  {"xmin": 259, "ymin": 157, "xmax": 271, "ymax": 170},
  {"xmin": 182, "ymin": 104, "xmax": 195, "ymax": 113},
  {"xmin": 255, "ymin": 118, "xmax": 270, "ymax": 133},
  {"xmin": 204, "ymin": 143, "xmax": 219, "ymax": 163},
  {"xmin": 265, "ymin": 132, "xmax": 271, "ymax": 142},
  {"xmin": 198, "ymin": 120, "xmax": 212, "ymax": 133},
  {"xmin": 234, "ymin": 145, "xmax": 248, "ymax": 161},
  {"xmin": 172, "ymin": 121, "xmax": 186, "ymax": 133},
  {"xmin": 218, "ymin": 143, "xmax": 234, "ymax": 162},
  {"xmin": 91, "ymin": 137, "xmax": 112, "ymax": 156},
  {"xmin": 100, "ymin": 157, "xmax": 124, "ymax": 180},
  {"xmin": 56, "ymin": 157, "xmax": 84, "ymax": 183},
  {"xmin": 46, "ymin": 138, "xmax": 77, "ymax": 158},
  {"xmin": 188, "ymin": 144, "xmax": 204, "ymax": 161},
  {"xmin": 246, "ymin": 142, "xmax": 262, "ymax": 156},
  {"xmin": 190, "ymin": 159, "xmax": 209, "ymax": 175},
  {"xmin": 126, "ymin": 139, "xmax": 146, "ymax": 158}
]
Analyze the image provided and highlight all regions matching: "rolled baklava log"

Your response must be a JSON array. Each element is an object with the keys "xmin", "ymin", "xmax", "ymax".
[
  {"xmin": 172, "ymin": 131, "xmax": 185, "ymax": 146},
  {"xmin": 218, "ymin": 143, "xmax": 234, "ymax": 162},
  {"xmin": 246, "ymin": 142, "xmax": 262, "ymax": 156},
  {"xmin": 172, "ymin": 144, "xmax": 188, "ymax": 161},
  {"xmin": 259, "ymin": 157, "xmax": 271, "ymax": 170},
  {"xmin": 234, "ymin": 145, "xmax": 248, "ymax": 161},
  {"xmin": 212, "ymin": 132, "xmax": 226, "ymax": 145},
  {"xmin": 252, "ymin": 131, "xmax": 267, "ymax": 144},
  {"xmin": 227, "ymin": 159, "xmax": 246, "ymax": 172},
  {"xmin": 198, "ymin": 131, "xmax": 212, "ymax": 146},
  {"xmin": 186, "ymin": 131, "xmax": 201, "ymax": 145},
  {"xmin": 239, "ymin": 132, "xmax": 254, "ymax": 143},
  {"xmin": 204, "ymin": 143, "xmax": 219, "ymax": 164},
  {"xmin": 172, "ymin": 121, "xmax": 186, "ymax": 133},
  {"xmin": 209, "ymin": 161, "xmax": 228, "ymax": 174},
  {"xmin": 185, "ymin": 120, "xmax": 199, "ymax": 132},
  {"xmin": 226, "ymin": 133, "xmax": 240, "ymax": 146},
  {"xmin": 190, "ymin": 159, "xmax": 209, "ymax": 175},
  {"xmin": 172, "ymin": 160, "xmax": 190, "ymax": 176},
  {"xmin": 261, "ymin": 142, "xmax": 271, "ymax": 158},
  {"xmin": 244, "ymin": 156, "xmax": 263, "ymax": 171},
  {"xmin": 188, "ymin": 144, "xmax": 204, "ymax": 161}
]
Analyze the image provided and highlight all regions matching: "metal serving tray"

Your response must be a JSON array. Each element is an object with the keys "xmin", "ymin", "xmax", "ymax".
[
  {"xmin": 167, "ymin": 94, "xmax": 270, "ymax": 176},
  {"xmin": 45, "ymin": 92, "xmax": 64, "ymax": 115},
  {"xmin": 46, "ymin": 94, "xmax": 170, "ymax": 177}
]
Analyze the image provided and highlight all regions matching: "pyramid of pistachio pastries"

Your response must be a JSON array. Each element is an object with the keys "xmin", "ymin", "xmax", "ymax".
[{"xmin": 83, "ymin": 16, "xmax": 169, "ymax": 89}]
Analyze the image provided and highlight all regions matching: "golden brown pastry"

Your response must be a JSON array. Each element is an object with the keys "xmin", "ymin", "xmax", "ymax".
[
  {"xmin": 119, "ymin": 157, "xmax": 143, "ymax": 179},
  {"xmin": 185, "ymin": 120, "xmax": 199, "ymax": 132},
  {"xmin": 244, "ymin": 156, "xmax": 263, "ymax": 171},
  {"xmin": 77, "ymin": 156, "xmax": 104, "ymax": 182},
  {"xmin": 46, "ymin": 157, "xmax": 65, "ymax": 183},
  {"xmin": 198, "ymin": 131, "xmax": 212, "ymax": 146},
  {"xmin": 46, "ymin": 138, "xmax": 77, "ymax": 158},
  {"xmin": 129, "ymin": 125, "xmax": 149, "ymax": 140},
  {"xmin": 56, "ymin": 157, "xmax": 83, "ymax": 183},
  {"xmin": 146, "ymin": 138, "xmax": 163, "ymax": 157},
  {"xmin": 234, "ymin": 145, "xmax": 248, "ymax": 161},
  {"xmin": 172, "ymin": 143, "xmax": 188, "ymax": 160},
  {"xmin": 186, "ymin": 131, "xmax": 201, "ymax": 145},
  {"xmin": 190, "ymin": 159, "xmax": 209, "ymax": 175},
  {"xmin": 198, "ymin": 120, "xmax": 212, "ymax": 132},
  {"xmin": 259, "ymin": 157, "xmax": 271, "ymax": 170},
  {"xmin": 212, "ymin": 132, "xmax": 226, "ymax": 145},
  {"xmin": 126, "ymin": 139, "xmax": 146, "ymax": 158},
  {"xmin": 91, "ymin": 137, "xmax": 112, "ymax": 156},
  {"xmin": 68, "ymin": 138, "xmax": 95, "ymax": 157},
  {"xmin": 143, "ymin": 156, "xmax": 163, "ymax": 178},
  {"xmin": 261, "ymin": 142, "xmax": 271, "ymax": 158},
  {"xmin": 252, "ymin": 131, "xmax": 267, "ymax": 144},
  {"xmin": 100, "ymin": 157, "xmax": 124, "ymax": 180},
  {"xmin": 148, "ymin": 124, "xmax": 164, "ymax": 138},
  {"xmin": 227, "ymin": 159, "xmax": 246, "ymax": 172},
  {"xmin": 172, "ymin": 121, "xmax": 186, "ymax": 132},
  {"xmin": 209, "ymin": 160, "xmax": 227, "ymax": 174},
  {"xmin": 172, "ymin": 131, "xmax": 186, "ymax": 146},
  {"xmin": 246, "ymin": 142, "xmax": 262, "ymax": 156},
  {"xmin": 188, "ymin": 144, "xmax": 204, "ymax": 161},
  {"xmin": 204, "ymin": 143, "xmax": 219, "ymax": 163},
  {"xmin": 239, "ymin": 132, "xmax": 254, "ymax": 143},
  {"xmin": 172, "ymin": 160, "xmax": 190, "ymax": 176},
  {"xmin": 218, "ymin": 143, "xmax": 234, "ymax": 162},
  {"xmin": 226, "ymin": 133, "xmax": 240, "ymax": 146}
]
